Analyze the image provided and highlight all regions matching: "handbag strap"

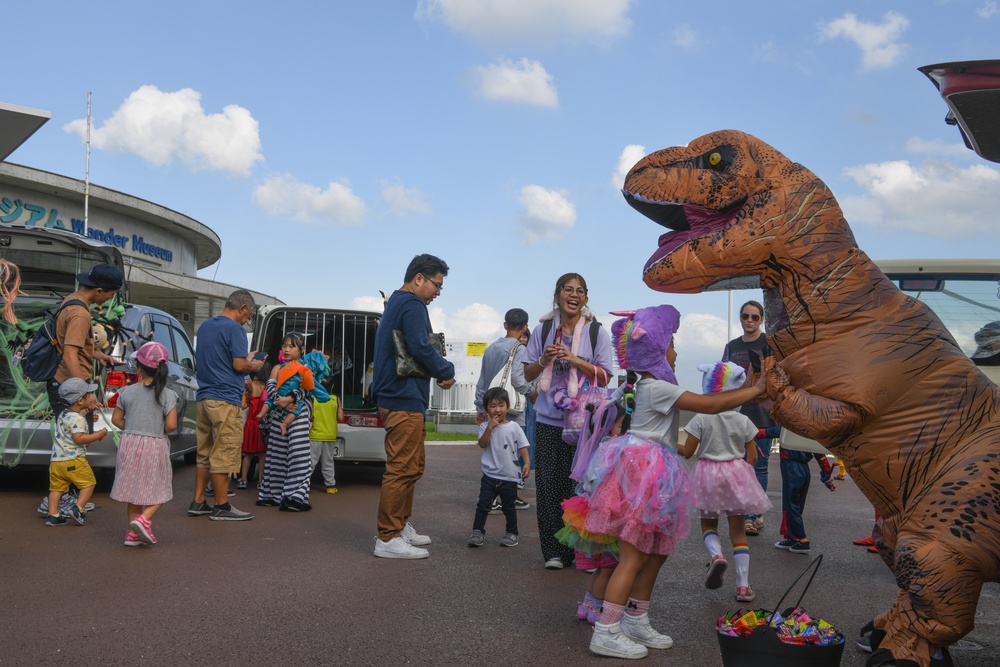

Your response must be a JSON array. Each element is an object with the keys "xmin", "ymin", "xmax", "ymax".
[
  {"xmin": 499, "ymin": 342, "xmax": 523, "ymax": 402},
  {"xmin": 501, "ymin": 341, "xmax": 521, "ymax": 375}
]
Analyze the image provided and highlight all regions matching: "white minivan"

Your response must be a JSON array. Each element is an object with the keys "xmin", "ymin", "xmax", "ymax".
[{"xmin": 252, "ymin": 305, "xmax": 386, "ymax": 464}]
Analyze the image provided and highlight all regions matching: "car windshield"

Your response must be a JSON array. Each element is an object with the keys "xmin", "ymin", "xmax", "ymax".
[{"xmin": 896, "ymin": 277, "xmax": 1000, "ymax": 358}]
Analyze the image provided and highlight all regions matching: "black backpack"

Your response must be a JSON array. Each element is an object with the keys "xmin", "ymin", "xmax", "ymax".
[
  {"xmin": 20, "ymin": 298, "xmax": 88, "ymax": 382},
  {"xmin": 540, "ymin": 318, "xmax": 602, "ymax": 352}
]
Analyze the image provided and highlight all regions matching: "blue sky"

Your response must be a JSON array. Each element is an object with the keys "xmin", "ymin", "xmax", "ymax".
[{"xmin": 6, "ymin": 0, "xmax": 1000, "ymax": 390}]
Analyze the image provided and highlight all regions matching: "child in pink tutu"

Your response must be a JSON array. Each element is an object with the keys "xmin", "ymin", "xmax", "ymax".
[
  {"xmin": 583, "ymin": 305, "xmax": 767, "ymax": 660},
  {"xmin": 677, "ymin": 361, "xmax": 772, "ymax": 604}
]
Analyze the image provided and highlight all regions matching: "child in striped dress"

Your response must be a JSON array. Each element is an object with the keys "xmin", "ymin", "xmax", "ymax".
[{"xmin": 110, "ymin": 342, "xmax": 178, "ymax": 547}]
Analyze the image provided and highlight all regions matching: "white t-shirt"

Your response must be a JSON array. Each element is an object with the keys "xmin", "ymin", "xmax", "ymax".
[
  {"xmin": 627, "ymin": 378, "xmax": 686, "ymax": 447},
  {"xmin": 477, "ymin": 420, "xmax": 529, "ymax": 483},
  {"xmin": 52, "ymin": 410, "xmax": 88, "ymax": 461},
  {"xmin": 685, "ymin": 411, "xmax": 759, "ymax": 461}
]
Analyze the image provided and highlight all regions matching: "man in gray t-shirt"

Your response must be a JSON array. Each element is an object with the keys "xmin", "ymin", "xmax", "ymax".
[{"xmin": 475, "ymin": 308, "xmax": 534, "ymax": 428}]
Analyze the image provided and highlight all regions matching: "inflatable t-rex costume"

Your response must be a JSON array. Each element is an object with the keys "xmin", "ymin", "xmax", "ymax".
[{"xmin": 621, "ymin": 129, "xmax": 1000, "ymax": 667}]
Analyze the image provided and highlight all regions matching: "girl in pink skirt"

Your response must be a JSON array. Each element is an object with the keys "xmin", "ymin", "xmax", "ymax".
[
  {"xmin": 677, "ymin": 362, "xmax": 772, "ymax": 605},
  {"xmin": 583, "ymin": 306, "xmax": 767, "ymax": 660},
  {"xmin": 110, "ymin": 342, "xmax": 178, "ymax": 547}
]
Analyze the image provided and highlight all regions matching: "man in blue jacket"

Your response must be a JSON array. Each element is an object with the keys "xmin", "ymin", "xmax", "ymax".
[{"xmin": 371, "ymin": 254, "xmax": 455, "ymax": 559}]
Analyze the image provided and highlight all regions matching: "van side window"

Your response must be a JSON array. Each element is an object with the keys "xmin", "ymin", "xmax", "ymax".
[
  {"xmin": 149, "ymin": 319, "xmax": 174, "ymax": 359},
  {"xmin": 173, "ymin": 326, "xmax": 196, "ymax": 371}
]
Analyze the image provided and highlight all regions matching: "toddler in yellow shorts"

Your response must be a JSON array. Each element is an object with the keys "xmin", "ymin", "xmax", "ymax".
[{"xmin": 46, "ymin": 378, "xmax": 109, "ymax": 526}]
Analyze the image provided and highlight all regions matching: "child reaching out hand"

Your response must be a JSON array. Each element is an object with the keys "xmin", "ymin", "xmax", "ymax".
[
  {"xmin": 44, "ymin": 378, "xmax": 108, "ymax": 526},
  {"xmin": 677, "ymin": 362, "xmax": 772, "ymax": 603},
  {"xmin": 581, "ymin": 306, "xmax": 768, "ymax": 660}
]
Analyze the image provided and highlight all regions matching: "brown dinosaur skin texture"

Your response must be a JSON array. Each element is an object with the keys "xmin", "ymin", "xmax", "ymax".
[{"xmin": 623, "ymin": 129, "xmax": 1000, "ymax": 667}]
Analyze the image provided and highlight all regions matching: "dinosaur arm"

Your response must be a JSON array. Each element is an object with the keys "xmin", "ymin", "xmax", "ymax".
[
  {"xmin": 771, "ymin": 386, "xmax": 864, "ymax": 442},
  {"xmin": 763, "ymin": 358, "xmax": 864, "ymax": 442}
]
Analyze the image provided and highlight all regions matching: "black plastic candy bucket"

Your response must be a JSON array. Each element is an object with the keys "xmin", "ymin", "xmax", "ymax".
[{"xmin": 717, "ymin": 555, "xmax": 845, "ymax": 667}]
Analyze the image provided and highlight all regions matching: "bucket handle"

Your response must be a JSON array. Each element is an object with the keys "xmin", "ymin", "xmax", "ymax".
[{"xmin": 766, "ymin": 554, "xmax": 824, "ymax": 624}]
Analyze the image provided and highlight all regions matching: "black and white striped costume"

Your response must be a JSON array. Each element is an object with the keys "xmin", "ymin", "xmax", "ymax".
[{"xmin": 257, "ymin": 380, "xmax": 313, "ymax": 506}]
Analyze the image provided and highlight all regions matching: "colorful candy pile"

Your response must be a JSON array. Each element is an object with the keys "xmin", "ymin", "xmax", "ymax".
[{"xmin": 717, "ymin": 607, "xmax": 844, "ymax": 646}]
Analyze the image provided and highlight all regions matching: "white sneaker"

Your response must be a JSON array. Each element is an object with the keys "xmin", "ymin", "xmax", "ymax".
[
  {"xmin": 621, "ymin": 612, "xmax": 674, "ymax": 649},
  {"xmin": 373, "ymin": 536, "xmax": 429, "ymax": 559},
  {"xmin": 544, "ymin": 557, "xmax": 564, "ymax": 570},
  {"xmin": 590, "ymin": 621, "xmax": 649, "ymax": 659},
  {"xmin": 401, "ymin": 522, "xmax": 431, "ymax": 546}
]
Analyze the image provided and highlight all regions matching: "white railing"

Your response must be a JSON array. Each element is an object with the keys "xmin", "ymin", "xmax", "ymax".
[{"xmin": 431, "ymin": 381, "xmax": 477, "ymax": 414}]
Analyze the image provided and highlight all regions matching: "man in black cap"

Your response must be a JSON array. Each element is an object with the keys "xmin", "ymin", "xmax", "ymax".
[{"xmin": 46, "ymin": 263, "xmax": 125, "ymax": 413}]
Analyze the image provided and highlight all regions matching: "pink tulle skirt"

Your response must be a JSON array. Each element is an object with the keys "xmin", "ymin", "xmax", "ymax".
[
  {"xmin": 583, "ymin": 434, "xmax": 693, "ymax": 556},
  {"xmin": 556, "ymin": 495, "xmax": 619, "ymax": 568},
  {"xmin": 689, "ymin": 458, "xmax": 772, "ymax": 517}
]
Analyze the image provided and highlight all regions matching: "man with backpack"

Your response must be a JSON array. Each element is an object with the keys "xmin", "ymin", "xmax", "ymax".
[{"xmin": 46, "ymin": 264, "xmax": 124, "ymax": 414}]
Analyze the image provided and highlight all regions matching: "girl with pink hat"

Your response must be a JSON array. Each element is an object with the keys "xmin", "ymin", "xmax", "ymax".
[{"xmin": 110, "ymin": 341, "xmax": 178, "ymax": 547}]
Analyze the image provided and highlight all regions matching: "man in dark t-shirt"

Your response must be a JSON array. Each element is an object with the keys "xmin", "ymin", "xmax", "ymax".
[{"xmin": 722, "ymin": 300, "xmax": 778, "ymax": 536}]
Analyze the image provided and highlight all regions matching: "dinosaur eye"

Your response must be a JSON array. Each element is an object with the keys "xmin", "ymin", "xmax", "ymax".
[{"xmin": 709, "ymin": 152, "xmax": 722, "ymax": 166}]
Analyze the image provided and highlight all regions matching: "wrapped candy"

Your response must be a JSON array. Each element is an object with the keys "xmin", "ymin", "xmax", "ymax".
[{"xmin": 716, "ymin": 607, "xmax": 844, "ymax": 646}]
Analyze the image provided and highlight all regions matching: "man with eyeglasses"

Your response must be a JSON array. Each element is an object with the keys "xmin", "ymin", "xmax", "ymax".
[
  {"xmin": 189, "ymin": 289, "xmax": 267, "ymax": 522},
  {"xmin": 722, "ymin": 300, "xmax": 779, "ymax": 537},
  {"xmin": 371, "ymin": 254, "xmax": 456, "ymax": 559}
]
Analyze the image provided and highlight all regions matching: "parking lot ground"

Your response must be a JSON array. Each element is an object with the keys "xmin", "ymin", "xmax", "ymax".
[{"xmin": 2, "ymin": 444, "xmax": 998, "ymax": 666}]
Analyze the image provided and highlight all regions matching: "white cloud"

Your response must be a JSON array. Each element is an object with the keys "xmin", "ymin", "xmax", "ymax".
[
  {"xmin": 415, "ymin": 0, "xmax": 631, "ymax": 46},
  {"xmin": 252, "ymin": 174, "xmax": 366, "ymax": 225},
  {"xmin": 612, "ymin": 144, "xmax": 646, "ymax": 190},
  {"xmin": 840, "ymin": 159, "xmax": 1000, "ymax": 236},
  {"xmin": 673, "ymin": 23, "xmax": 697, "ymax": 49},
  {"xmin": 674, "ymin": 312, "xmax": 729, "ymax": 391},
  {"xmin": 979, "ymin": 1, "xmax": 998, "ymax": 19},
  {"xmin": 381, "ymin": 182, "xmax": 432, "ymax": 216},
  {"xmin": 436, "ymin": 303, "xmax": 504, "ymax": 341},
  {"xmin": 819, "ymin": 11, "xmax": 909, "ymax": 71},
  {"xmin": 350, "ymin": 295, "xmax": 385, "ymax": 313},
  {"xmin": 63, "ymin": 85, "xmax": 263, "ymax": 177},
  {"xmin": 518, "ymin": 184, "xmax": 576, "ymax": 243},
  {"xmin": 470, "ymin": 58, "xmax": 558, "ymax": 108},
  {"xmin": 905, "ymin": 137, "xmax": 974, "ymax": 159}
]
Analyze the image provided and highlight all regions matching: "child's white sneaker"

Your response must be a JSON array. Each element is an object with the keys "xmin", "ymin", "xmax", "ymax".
[
  {"xmin": 590, "ymin": 621, "xmax": 649, "ymax": 659},
  {"xmin": 621, "ymin": 612, "xmax": 674, "ymax": 649}
]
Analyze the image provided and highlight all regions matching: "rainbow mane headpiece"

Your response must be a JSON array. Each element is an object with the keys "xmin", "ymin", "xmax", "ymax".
[
  {"xmin": 698, "ymin": 361, "xmax": 745, "ymax": 394},
  {"xmin": 610, "ymin": 305, "xmax": 680, "ymax": 384}
]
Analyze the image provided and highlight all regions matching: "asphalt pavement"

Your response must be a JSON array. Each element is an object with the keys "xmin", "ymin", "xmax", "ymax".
[{"xmin": 2, "ymin": 444, "xmax": 998, "ymax": 666}]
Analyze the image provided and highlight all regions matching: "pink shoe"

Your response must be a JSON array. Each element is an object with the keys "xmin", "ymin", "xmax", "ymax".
[
  {"xmin": 705, "ymin": 554, "xmax": 728, "ymax": 590},
  {"xmin": 736, "ymin": 585, "xmax": 755, "ymax": 603},
  {"xmin": 124, "ymin": 530, "xmax": 143, "ymax": 547},
  {"xmin": 577, "ymin": 601, "xmax": 591, "ymax": 621},
  {"xmin": 587, "ymin": 605, "xmax": 602, "ymax": 625},
  {"xmin": 130, "ymin": 515, "xmax": 157, "ymax": 545}
]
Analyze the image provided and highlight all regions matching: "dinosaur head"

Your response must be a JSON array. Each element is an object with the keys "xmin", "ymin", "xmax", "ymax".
[{"xmin": 622, "ymin": 129, "xmax": 825, "ymax": 294}]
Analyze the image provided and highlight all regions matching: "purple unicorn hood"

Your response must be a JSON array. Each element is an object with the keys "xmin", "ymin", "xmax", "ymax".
[{"xmin": 610, "ymin": 305, "xmax": 680, "ymax": 384}]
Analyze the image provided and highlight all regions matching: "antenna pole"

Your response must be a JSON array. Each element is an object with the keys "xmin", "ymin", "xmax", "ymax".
[{"xmin": 84, "ymin": 92, "xmax": 91, "ymax": 235}]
